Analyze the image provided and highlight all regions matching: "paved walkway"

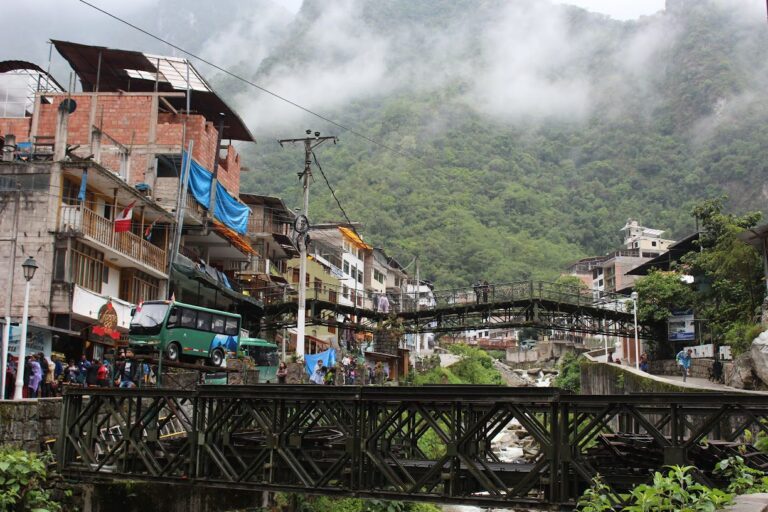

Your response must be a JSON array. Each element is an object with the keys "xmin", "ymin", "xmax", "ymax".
[{"xmin": 660, "ymin": 374, "xmax": 745, "ymax": 392}]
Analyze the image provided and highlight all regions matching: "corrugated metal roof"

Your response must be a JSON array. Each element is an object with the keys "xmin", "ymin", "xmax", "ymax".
[{"xmin": 51, "ymin": 40, "xmax": 254, "ymax": 142}]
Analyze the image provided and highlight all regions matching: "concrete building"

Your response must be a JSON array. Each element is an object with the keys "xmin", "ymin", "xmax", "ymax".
[{"xmin": 0, "ymin": 42, "xmax": 259, "ymax": 359}]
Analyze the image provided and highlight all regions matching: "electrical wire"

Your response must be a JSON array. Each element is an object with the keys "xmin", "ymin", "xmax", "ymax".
[
  {"xmin": 311, "ymin": 151, "xmax": 359, "ymax": 238},
  {"xmin": 77, "ymin": 0, "xmax": 426, "ymax": 166}
]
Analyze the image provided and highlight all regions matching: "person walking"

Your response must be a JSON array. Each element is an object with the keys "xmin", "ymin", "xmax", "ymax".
[
  {"xmin": 639, "ymin": 352, "xmax": 649, "ymax": 373},
  {"xmin": 118, "ymin": 350, "xmax": 139, "ymax": 388},
  {"xmin": 676, "ymin": 348, "xmax": 693, "ymax": 382},
  {"xmin": 276, "ymin": 362, "xmax": 288, "ymax": 384},
  {"xmin": 28, "ymin": 355, "xmax": 42, "ymax": 398},
  {"xmin": 77, "ymin": 354, "xmax": 91, "ymax": 386}
]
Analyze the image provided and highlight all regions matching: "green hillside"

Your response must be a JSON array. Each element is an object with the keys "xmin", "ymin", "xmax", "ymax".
[{"xmin": 231, "ymin": 0, "xmax": 768, "ymax": 288}]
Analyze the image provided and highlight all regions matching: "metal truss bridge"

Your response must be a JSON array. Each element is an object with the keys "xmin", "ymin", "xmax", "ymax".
[
  {"xmin": 263, "ymin": 280, "xmax": 655, "ymax": 339},
  {"xmin": 58, "ymin": 386, "xmax": 768, "ymax": 509}
]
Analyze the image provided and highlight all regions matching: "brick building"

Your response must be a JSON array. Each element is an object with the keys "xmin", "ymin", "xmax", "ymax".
[{"xmin": 0, "ymin": 41, "xmax": 260, "ymax": 360}]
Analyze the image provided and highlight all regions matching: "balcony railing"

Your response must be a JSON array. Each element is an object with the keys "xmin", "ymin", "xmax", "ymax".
[{"xmin": 60, "ymin": 205, "xmax": 167, "ymax": 274}]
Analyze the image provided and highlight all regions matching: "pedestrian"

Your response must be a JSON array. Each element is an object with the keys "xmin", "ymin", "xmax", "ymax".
[
  {"xmin": 117, "ymin": 350, "xmax": 138, "ymax": 388},
  {"xmin": 473, "ymin": 281, "xmax": 481, "ymax": 304},
  {"xmin": 372, "ymin": 292, "xmax": 380, "ymax": 312},
  {"xmin": 64, "ymin": 359, "xmax": 78, "ymax": 384},
  {"xmin": 324, "ymin": 366, "xmax": 336, "ymax": 385},
  {"xmin": 367, "ymin": 365, "xmax": 374, "ymax": 385},
  {"xmin": 43, "ymin": 354, "xmax": 56, "ymax": 397},
  {"xmin": 96, "ymin": 360, "xmax": 109, "ymax": 387},
  {"xmin": 374, "ymin": 362, "xmax": 385, "ymax": 385},
  {"xmin": 77, "ymin": 354, "xmax": 91, "ymax": 386},
  {"xmin": 38, "ymin": 353, "xmax": 50, "ymax": 397},
  {"xmin": 28, "ymin": 355, "xmax": 42, "ymax": 398},
  {"xmin": 482, "ymin": 280, "xmax": 490, "ymax": 303},
  {"xmin": 711, "ymin": 357, "xmax": 723, "ymax": 383},
  {"xmin": 276, "ymin": 362, "xmax": 288, "ymax": 384},
  {"xmin": 676, "ymin": 348, "xmax": 693, "ymax": 382},
  {"xmin": 85, "ymin": 360, "xmax": 100, "ymax": 387},
  {"xmin": 5, "ymin": 356, "xmax": 16, "ymax": 399},
  {"xmin": 379, "ymin": 294, "xmax": 390, "ymax": 314},
  {"xmin": 53, "ymin": 355, "xmax": 63, "ymax": 382},
  {"xmin": 639, "ymin": 352, "xmax": 649, "ymax": 372}
]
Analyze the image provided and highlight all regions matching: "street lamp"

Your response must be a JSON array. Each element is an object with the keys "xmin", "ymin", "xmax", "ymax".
[
  {"xmin": 13, "ymin": 257, "xmax": 37, "ymax": 400},
  {"xmin": 631, "ymin": 291, "xmax": 640, "ymax": 370}
]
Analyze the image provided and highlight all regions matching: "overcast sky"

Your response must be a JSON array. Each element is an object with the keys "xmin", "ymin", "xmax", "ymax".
[{"xmin": 276, "ymin": 0, "xmax": 668, "ymax": 20}]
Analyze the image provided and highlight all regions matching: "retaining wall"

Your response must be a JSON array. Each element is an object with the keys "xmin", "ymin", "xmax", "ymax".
[{"xmin": 0, "ymin": 398, "xmax": 62, "ymax": 451}]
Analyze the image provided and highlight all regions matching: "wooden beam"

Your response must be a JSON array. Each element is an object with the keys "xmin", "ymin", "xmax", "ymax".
[{"xmin": 159, "ymin": 96, "xmax": 178, "ymax": 114}]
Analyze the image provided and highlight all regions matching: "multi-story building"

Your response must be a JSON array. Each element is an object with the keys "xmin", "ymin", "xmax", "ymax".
[
  {"xmin": 0, "ymin": 41, "xmax": 259, "ymax": 358},
  {"xmin": 310, "ymin": 223, "xmax": 371, "ymax": 309}
]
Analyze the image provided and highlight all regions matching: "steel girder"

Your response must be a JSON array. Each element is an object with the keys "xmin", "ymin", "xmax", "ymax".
[{"xmin": 57, "ymin": 387, "xmax": 768, "ymax": 509}]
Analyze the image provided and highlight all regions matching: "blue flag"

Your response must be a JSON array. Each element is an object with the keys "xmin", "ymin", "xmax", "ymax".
[{"xmin": 77, "ymin": 169, "xmax": 87, "ymax": 202}]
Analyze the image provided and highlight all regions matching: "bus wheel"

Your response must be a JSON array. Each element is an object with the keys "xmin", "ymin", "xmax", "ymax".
[
  {"xmin": 210, "ymin": 348, "xmax": 225, "ymax": 367},
  {"xmin": 166, "ymin": 342, "xmax": 181, "ymax": 362}
]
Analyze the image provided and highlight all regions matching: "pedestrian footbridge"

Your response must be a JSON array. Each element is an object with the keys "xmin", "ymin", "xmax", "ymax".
[{"xmin": 263, "ymin": 280, "xmax": 655, "ymax": 340}]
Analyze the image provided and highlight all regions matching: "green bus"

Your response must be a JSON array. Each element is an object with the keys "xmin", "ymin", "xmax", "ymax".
[
  {"xmin": 238, "ymin": 338, "xmax": 279, "ymax": 382},
  {"xmin": 129, "ymin": 300, "xmax": 241, "ymax": 367}
]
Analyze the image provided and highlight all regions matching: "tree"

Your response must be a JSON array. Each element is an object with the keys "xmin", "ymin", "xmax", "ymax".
[
  {"xmin": 555, "ymin": 274, "xmax": 590, "ymax": 290},
  {"xmin": 633, "ymin": 270, "xmax": 694, "ymax": 324},
  {"xmin": 684, "ymin": 198, "xmax": 763, "ymax": 344}
]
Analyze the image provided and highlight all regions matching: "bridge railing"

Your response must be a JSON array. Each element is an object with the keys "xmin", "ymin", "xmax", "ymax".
[
  {"xmin": 265, "ymin": 280, "xmax": 631, "ymax": 315},
  {"xmin": 58, "ymin": 386, "xmax": 768, "ymax": 509}
]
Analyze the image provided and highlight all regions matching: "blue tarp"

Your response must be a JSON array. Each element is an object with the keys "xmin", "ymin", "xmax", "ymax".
[
  {"xmin": 304, "ymin": 348, "xmax": 337, "ymax": 378},
  {"xmin": 181, "ymin": 152, "xmax": 249, "ymax": 234}
]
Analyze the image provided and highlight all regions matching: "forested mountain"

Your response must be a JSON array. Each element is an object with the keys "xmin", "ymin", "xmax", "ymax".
[{"xmin": 222, "ymin": 0, "xmax": 768, "ymax": 287}]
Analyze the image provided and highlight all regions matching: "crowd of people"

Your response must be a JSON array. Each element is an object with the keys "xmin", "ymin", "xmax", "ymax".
[
  {"xmin": 309, "ymin": 359, "xmax": 388, "ymax": 386},
  {"xmin": 2, "ymin": 349, "xmax": 153, "ymax": 399}
]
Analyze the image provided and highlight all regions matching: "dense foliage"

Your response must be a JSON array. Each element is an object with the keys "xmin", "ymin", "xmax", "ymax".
[
  {"xmin": 412, "ymin": 344, "xmax": 502, "ymax": 385},
  {"xmin": 234, "ymin": 0, "xmax": 768, "ymax": 289},
  {"xmin": 0, "ymin": 449, "xmax": 65, "ymax": 512},
  {"xmin": 553, "ymin": 352, "xmax": 582, "ymax": 393}
]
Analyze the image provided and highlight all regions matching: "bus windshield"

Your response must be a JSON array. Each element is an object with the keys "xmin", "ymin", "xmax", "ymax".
[{"xmin": 130, "ymin": 303, "xmax": 169, "ymax": 335}]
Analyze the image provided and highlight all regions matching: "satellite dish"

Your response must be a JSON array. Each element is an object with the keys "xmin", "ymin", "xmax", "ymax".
[{"xmin": 59, "ymin": 98, "xmax": 77, "ymax": 114}]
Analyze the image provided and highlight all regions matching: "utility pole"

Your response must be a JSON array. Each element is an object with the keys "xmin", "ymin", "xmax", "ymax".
[
  {"xmin": 1, "ymin": 183, "xmax": 21, "ymax": 398},
  {"xmin": 278, "ymin": 130, "xmax": 337, "ymax": 358}
]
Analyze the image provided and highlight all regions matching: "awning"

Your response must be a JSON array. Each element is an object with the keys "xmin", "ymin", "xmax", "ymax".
[
  {"xmin": 273, "ymin": 232, "xmax": 299, "ymax": 257},
  {"xmin": 172, "ymin": 262, "xmax": 263, "ymax": 309},
  {"xmin": 339, "ymin": 226, "xmax": 372, "ymax": 250},
  {"xmin": 211, "ymin": 220, "xmax": 258, "ymax": 256}
]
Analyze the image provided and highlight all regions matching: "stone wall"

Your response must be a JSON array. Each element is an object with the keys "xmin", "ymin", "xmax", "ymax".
[
  {"xmin": 580, "ymin": 360, "xmax": 700, "ymax": 395},
  {"xmin": 648, "ymin": 358, "xmax": 730, "ymax": 380},
  {"xmin": 0, "ymin": 398, "xmax": 62, "ymax": 451}
]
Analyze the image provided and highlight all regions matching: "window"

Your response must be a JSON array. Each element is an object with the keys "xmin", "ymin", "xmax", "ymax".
[
  {"xmin": 71, "ymin": 242, "xmax": 104, "ymax": 293},
  {"xmin": 329, "ymin": 290, "xmax": 337, "ymax": 303},
  {"xmin": 102, "ymin": 266, "xmax": 110, "ymax": 284},
  {"xmin": 343, "ymin": 261, "xmax": 350, "ymax": 275},
  {"xmin": 374, "ymin": 269, "xmax": 384, "ymax": 284},
  {"xmin": 180, "ymin": 308, "xmax": 196, "ymax": 328},
  {"xmin": 652, "ymin": 241, "xmax": 657, "ymax": 247},
  {"xmin": 225, "ymin": 317, "xmax": 239, "ymax": 336},
  {"xmin": 343, "ymin": 285, "xmax": 349, "ymax": 299},
  {"xmin": 53, "ymin": 247, "xmax": 66, "ymax": 281},
  {"xmin": 357, "ymin": 270, "xmax": 363, "ymax": 284},
  {"xmin": 196, "ymin": 311, "xmax": 212, "ymax": 331},
  {"xmin": 292, "ymin": 268, "xmax": 300, "ymax": 283},
  {"xmin": 212, "ymin": 315, "xmax": 226, "ymax": 334},
  {"xmin": 122, "ymin": 270, "xmax": 160, "ymax": 303},
  {"xmin": 167, "ymin": 307, "xmax": 179, "ymax": 327}
]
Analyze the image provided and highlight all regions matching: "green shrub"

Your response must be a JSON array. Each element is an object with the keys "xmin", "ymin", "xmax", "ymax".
[
  {"xmin": 714, "ymin": 456, "xmax": 768, "ymax": 495},
  {"xmin": 0, "ymin": 449, "xmax": 64, "ymax": 512},
  {"xmin": 724, "ymin": 322, "xmax": 764, "ymax": 356},
  {"xmin": 553, "ymin": 352, "xmax": 582, "ymax": 392}
]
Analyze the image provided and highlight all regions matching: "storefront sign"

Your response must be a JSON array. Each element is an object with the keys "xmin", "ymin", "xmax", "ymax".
[
  {"xmin": 668, "ymin": 310, "xmax": 695, "ymax": 341},
  {"xmin": 8, "ymin": 325, "xmax": 52, "ymax": 359}
]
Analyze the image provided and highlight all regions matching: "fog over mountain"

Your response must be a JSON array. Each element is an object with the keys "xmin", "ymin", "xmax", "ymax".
[{"xmin": 7, "ymin": 0, "xmax": 768, "ymax": 286}]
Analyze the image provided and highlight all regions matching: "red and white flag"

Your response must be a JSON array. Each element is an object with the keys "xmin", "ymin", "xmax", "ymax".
[{"xmin": 114, "ymin": 201, "xmax": 136, "ymax": 232}]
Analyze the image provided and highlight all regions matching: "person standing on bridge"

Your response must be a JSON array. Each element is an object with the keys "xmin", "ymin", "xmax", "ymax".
[
  {"xmin": 379, "ymin": 293, "xmax": 390, "ymax": 314},
  {"xmin": 482, "ymin": 281, "xmax": 490, "ymax": 303},
  {"xmin": 676, "ymin": 349, "xmax": 693, "ymax": 382},
  {"xmin": 473, "ymin": 281, "xmax": 481, "ymax": 304}
]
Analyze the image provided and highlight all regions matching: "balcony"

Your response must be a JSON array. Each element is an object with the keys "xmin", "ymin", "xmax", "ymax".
[{"xmin": 59, "ymin": 205, "xmax": 167, "ymax": 276}]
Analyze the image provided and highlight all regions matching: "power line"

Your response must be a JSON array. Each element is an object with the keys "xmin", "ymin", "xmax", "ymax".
[
  {"xmin": 311, "ymin": 151, "xmax": 358, "ymax": 238},
  {"xmin": 77, "ymin": 0, "xmax": 426, "ymax": 165}
]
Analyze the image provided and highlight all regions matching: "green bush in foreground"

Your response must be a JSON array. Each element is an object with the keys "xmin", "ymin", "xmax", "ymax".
[
  {"xmin": 578, "ymin": 465, "xmax": 741, "ymax": 512},
  {"xmin": 0, "ymin": 449, "xmax": 64, "ymax": 512}
]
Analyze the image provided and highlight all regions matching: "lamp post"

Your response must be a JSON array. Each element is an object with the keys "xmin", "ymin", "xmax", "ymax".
[
  {"xmin": 631, "ymin": 291, "xmax": 640, "ymax": 370},
  {"xmin": 13, "ymin": 257, "xmax": 37, "ymax": 400}
]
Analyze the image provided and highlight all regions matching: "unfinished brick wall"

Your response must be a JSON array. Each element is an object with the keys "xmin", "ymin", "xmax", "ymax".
[
  {"xmin": 0, "ymin": 118, "xmax": 32, "ymax": 142},
  {"xmin": 217, "ymin": 145, "xmax": 241, "ymax": 196}
]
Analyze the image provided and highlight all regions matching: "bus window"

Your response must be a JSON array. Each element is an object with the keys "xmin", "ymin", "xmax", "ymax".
[
  {"xmin": 225, "ymin": 317, "xmax": 239, "ymax": 336},
  {"xmin": 181, "ymin": 308, "xmax": 196, "ymax": 328},
  {"xmin": 212, "ymin": 315, "xmax": 226, "ymax": 334},
  {"xmin": 196, "ymin": 311, "xmax": 212, "ymax": 331},
  {"xmin": 167, "ymin": 307, "xmax": 179, "ymax": 327}
]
